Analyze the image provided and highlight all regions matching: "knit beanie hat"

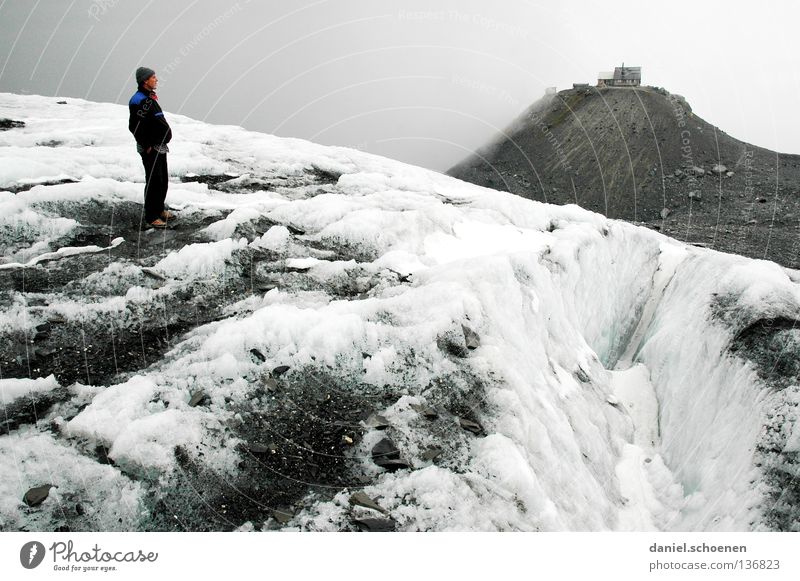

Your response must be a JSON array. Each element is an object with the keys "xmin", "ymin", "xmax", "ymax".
[{"xmin": 136, "ymin": 67, "xmax": 155, "ymax": 85}]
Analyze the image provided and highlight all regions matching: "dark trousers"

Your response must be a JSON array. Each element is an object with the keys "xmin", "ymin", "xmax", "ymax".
[{"xmin": 141, "ymin": 150, "xmax": 168, "ymax": 222}]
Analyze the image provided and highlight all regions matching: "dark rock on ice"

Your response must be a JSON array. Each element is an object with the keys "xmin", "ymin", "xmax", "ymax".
[
  {"xmin": 0, "ymin": 118, "xmax": 25, "ymax": 130},
  {"xmin": 272, "ymin": 507, "xmax": 293, "ymax": 524},
  {"xmin": 272, "ymin": 365, "xmax": 290, "ymax": 377},
  {"xmin": 352, "ymin": 517, "xmax": 396, "ymax": 532},
  {"xmin": 371, "ymin": 438, "xmax": 400, "ymax": 461},
  {"xmin": 23, "ymin": 485, "xmax": 53, "ymax": 507},
  {"xmin": 188, "ymin": 391, "xmax": 209, "ymax": 407},
  {"xmin": 363, "ymin": 413, "xmax": 390, "ymax": 429},
  {"xmin": 348, "ymin": 491, "xmax": 388, "ymax": 514},
  {"xmin": 420, "ymin": 447, "xmax": 443, "ymax": 461},
  {"xmin": 459, "ymin": 417, "xmax": 484, "ymax": 435},
  {"xmin": 462, "ymin": 325, "xmax": 480, "ymax": 351},
  {"xmin": 410, "ymin": 403, "xmax": 439, "ymax": 419}
]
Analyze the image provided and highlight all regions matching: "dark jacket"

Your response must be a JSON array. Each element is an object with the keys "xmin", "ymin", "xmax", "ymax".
[{"xmin": 128, "ymin": 88, "xmax": 172, "ymax": 152}]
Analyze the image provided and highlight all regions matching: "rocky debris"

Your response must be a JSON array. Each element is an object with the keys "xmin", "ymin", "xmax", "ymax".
[
  {"xmin": 143, "ymin": 365, "xmax": 400, "ymax": 531},
  {"xmin": 462, "ymin": 325, "xmax": 480, "ymax": 351},
  {"xmin": 188, "ymin": 391, "xmax": 209, "ymax": 407},
  {"xmin": 375, "ymin": 457, "xmax": 411, "ymax": 471},
  {"xmin": 574, "ymin": 366, "xmax": 591, "ymax": 383},
  {"xmin": 1, "ymin": 386, "xmax": 70, "ymax": 436},
  {"xmin": 711, "ymin": 164, "xmax": 728, "ymax": 174},
  {"xmin": 410, "ymin": 403, "xmax": 439, "ymax": 420},
  {"xmin": 0, "ymin": 118, "xmax": 25, "ymax": 130},
  {"xmin": 727, "ymin": 316, "xmax": 800, "ymax": 381},
  {"xmin": 363, "ymin": 413, "xmax": 390, "ymax": 430},
  {"xmin": 438, "ymin": 325, "xmax": 480, "ymax": 358},
  {"xmin": 33, "ymin": 322, "xmax": 51, "ymax": 341},
  {"xmin": 660, "ymin": 208, "xmax": 671, "ymax": 219},
  {"xmin": 249, "ymin": 348, "xmax": 266, "ymax": 363},
  {"xmin": 95, "ymin": 445, "xmax": 113, "ymax": 465},
  {"xmin": 348, "ymin": 491, "xmax": 388, "ymax": 514},
  {"xmin": 371, "ymin": 438, "xmax": 399, "ymax": 460},
  {"xmin": 272, "ymin": 365, "xmax": 290, "ymax": 377},
  {"xmin": 352, "ymin": 517, "xmax": 397, "ymax": 532},
  {"xmin": 459, "ymin": 418, "xmax": 484, "ymax": 435},
  {"xmin": 757, "ymin": 197, "xmax": 768, "ymax": 203},
  {"xmin": 264, "ymin": 377, "xmax": 278, "ymax": 392},
  {"xmin": 23, "ymin": 485, "xmax": 53, "ymax": 507},
  {"xmin": 310, "ymin": 166, "xmax": 343, "ymax": 184},
  {"xmin": 286, "ymin": 224, "xmax": 305, "ymax": 236},
  {"xmin": 180, "ymin": 173, "xmax": 238, "ymax": 186},
  {"xmin": 272, "ymin": 507, "xmax": 294, "ymax": 524},
  {"xmin": 245, "ymin": 442, "xmax": 273, "ymax": 455},
  {"xmin": 371, "ymin": 438, "xmax": 411, "ymax": 471},
  {"xmin": 285, "ymin": 262, "xmax": 312, "ymax": 273},
  {"xmin": 691, "ymin": 166, "xmax": 705, "ymax": 176},
  {"xmin": 420, "ymin": 447, "xmax": 443, "ymax": 462},
  {"xmin": 140, "ymin": 267, "xmax": 166, "ymax": 281},
  {"xmin": 688, "ymin": 191, "xmax": 702, "ymax": 200}
]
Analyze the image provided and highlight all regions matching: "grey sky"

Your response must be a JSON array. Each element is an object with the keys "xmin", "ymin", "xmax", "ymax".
[{"xmin": 1, "ymin": 0, "xmax": 798, "ymax": 171}]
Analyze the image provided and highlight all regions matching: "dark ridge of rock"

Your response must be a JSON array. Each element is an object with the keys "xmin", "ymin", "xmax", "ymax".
[
  {"xmin": 180, "ymin": 169, "xmax": 340, "ymax": 194},
  {"xmin": 729, "ymin": 317, "xmax": 800, "ymax": 382},
  {"xmin": 711, "ymin": 294, "xmax": 800, "ymax": 531},
  {"xmin": 0, "ymin": 387, "xmax": 71, "ymax": 436},
  {"xmin": 6, "ymin": 178, "xmax": 78, "ymax": 193},
  {"xmin": 756, "ymin": 386, "xmax": 800, "ymax": 532},
  {"xmin": 180, "ymin": 173, "xmax": 241, "ymax": 187},
  {"xmin": 0, "ymin": 118, "xmax": 25, "ymax": 130}
]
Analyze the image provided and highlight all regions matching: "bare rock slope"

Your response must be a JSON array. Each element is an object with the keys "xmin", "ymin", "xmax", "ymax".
[{"xmin": 447, "ymin": 86, "xmax": 800, "ymax": 268}]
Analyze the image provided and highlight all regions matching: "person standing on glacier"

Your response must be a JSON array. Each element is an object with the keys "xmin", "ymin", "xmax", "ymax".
[{"xmin": 128, "ymin": 66, "xmax": 175, "ymax": 229}]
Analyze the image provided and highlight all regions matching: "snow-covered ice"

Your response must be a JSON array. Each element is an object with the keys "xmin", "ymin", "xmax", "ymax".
[{"xmin": 1, "ymin": 93, "xmax": 798, "ymax": 532}]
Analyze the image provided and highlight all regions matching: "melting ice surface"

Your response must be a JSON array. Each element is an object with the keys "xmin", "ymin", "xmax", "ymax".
[{"xmin": 0, "ymin": 93, "xmax": 799, "ymax": 532}]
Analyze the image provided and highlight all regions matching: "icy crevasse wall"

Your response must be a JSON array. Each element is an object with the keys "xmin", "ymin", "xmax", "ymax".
[
  {"xmin": 545, "ymin": 220, "xmax": 661, "ymax": 367},
  {"xmin": 634, "ymin": 252, "xmax": 800, "ymax": 530},
  {"xmin": 523, "ymin": 216, "xmax": 799, "ymax": 530}
]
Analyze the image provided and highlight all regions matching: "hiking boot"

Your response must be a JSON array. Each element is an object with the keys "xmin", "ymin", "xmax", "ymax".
[
  {"xmin": 161, "ymin": 210, "xmax": 177, "ymax": 221},
  {"xmin": 148, "ymin": 218, "xmax": 169, "ymax": 229}
]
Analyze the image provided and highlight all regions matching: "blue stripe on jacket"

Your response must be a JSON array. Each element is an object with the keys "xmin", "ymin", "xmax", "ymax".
[{"xmin": 129, "ymin": 91, "xmax": 148, "ymax": 106}]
